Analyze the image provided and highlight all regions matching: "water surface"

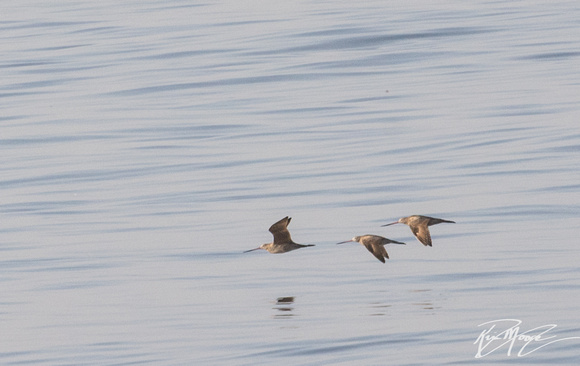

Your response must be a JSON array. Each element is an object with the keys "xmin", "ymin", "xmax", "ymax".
[{"xmin": 1, "ymin": 0, "xmax": 580, "ymax": 364}]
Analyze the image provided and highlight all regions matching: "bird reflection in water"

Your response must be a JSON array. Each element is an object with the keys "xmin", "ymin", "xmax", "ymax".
[
  {"xmin": 368, "ymin": 301, "xmax": 393, "ymax": 316},
  {"xmin": 409, "ymin": 289, "xmax": 440, "ymax": 311},
  {"xmin": 273, "ymin": 296, "xmax": 295, "ymax": 319}
]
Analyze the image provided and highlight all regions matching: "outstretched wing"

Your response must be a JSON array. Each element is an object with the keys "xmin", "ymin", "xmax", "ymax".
[
  {"xmin": 269, "ymin": 216, "xmax": 292, "ymax": 244},
  {"xmin": 411, "ymin": 224, "xmax": 432, "ymax": 246},
  {"xmin": 362, "ymin": 237, "xmax": 388, "ymax": 263}
]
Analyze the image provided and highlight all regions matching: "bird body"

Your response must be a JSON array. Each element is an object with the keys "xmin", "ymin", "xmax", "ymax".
[
  {"xmin": 244, "ymin": 216, "xmax": 314, "ymax": 254},
  {"xmin": 382, "ymin": 215, "xmax": 455, "ymax": 246},
  {"xmin": 337, "ymin": 235, "xmax": 405, "ymax": 263}
]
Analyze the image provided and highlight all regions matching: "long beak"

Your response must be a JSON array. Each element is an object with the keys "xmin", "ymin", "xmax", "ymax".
[
  {"xmin": 390, "ymin": 241, "xmax": 406, "ymax": 245},
  {"xmin": 381, "ymin": 221, "xmax": 399, "ymax": 227},
  {"xmin": 243, "ymin": 247, "xmax": 261, "ymax": 253},
  {"xmin": 337, "ymin": 240, "xmax": 354, "ymax": 245}
]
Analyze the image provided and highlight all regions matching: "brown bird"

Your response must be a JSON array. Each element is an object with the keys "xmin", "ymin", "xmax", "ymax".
[
  {"xmin": 337, "ymin": 235, "xmax": 405, "ymax": 263},
  {"xmin": 381, "ymin": 215, "xmax": 455, "ymax": 246},
  {"xmin": 244, "ymin": 216, "xmax": 314, "ymax": 254}
]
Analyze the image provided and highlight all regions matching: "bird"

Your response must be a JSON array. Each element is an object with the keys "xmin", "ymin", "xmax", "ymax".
[
  {"xmin": 381, "ymin": 215, "xmax": 455, "ymax": 247},
  {"xmin": 337, "ymin": 235, "xmax": 405, "ymax": 263},
  {"xmin": 244, "ymin": 216, "xmax": 314, "ymax": 254}
]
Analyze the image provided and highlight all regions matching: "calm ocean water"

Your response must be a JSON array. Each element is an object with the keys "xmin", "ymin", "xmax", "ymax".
[{"xmin": 2, "ymin": 0, "xmax": 580, "ymax": 364}]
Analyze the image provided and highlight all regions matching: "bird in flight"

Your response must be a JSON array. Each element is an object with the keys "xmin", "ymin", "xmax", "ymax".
[
  {"xmin": 244, "ymin": 216, "xmax": 314, "ymax": 254},
  {"xmin": 337, "ymin": 235, "xmax": 405, "ymax": 263},
  {"xmin": 382, "ymin": 215, "xmax": 455, "ymax": 246}
]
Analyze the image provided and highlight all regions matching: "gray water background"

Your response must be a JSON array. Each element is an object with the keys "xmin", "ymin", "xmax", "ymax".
[{"xmin": 1, "ymin": 1, "xmax": 580, "ymax": 364}]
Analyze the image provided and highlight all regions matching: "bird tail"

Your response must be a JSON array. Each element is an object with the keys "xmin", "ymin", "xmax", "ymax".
[{"xmin": 390, "ymin": 240, "xmax": 406, "ymax": 245}]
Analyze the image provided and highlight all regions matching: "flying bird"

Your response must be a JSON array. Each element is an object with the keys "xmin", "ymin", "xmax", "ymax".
[
  {"xmin": 244, "ymin": 216, "xmax": 314, "ymax": 254},
  {"xmin": 382, "ymin": 215, "xmax": 455, "ymax": 246},
  {"xmin": 337, "ymin": 235, "xmax": 405, "ymax": 263}
]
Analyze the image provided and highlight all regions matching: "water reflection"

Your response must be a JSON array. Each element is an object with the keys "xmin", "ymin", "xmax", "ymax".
[
  {"xmin": 409, "ymin": 289, "xmax": 440, "ymax": 311},
  {"xmin": 411, "ymin": 302, "xmax": 437, "ymax": 310},
  {"xmin": 368, "ymin": 301, "xmax": 392, "ymax": 316},
  {"xmin": 273, "ymin": 296, "xmax": 295, "ymax": 319}
]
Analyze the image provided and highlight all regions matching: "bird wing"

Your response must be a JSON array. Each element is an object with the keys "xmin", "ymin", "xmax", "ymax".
[
  {"xmin": 363, "ymin": 239, "xmax": 387, "ymax": 263},
  {"xmin": 269, "ymin": 216, "xmax": 292, "ymax": 244},
  {"xmin": 412, "ymin": 224, "xmax": 432, "ymax": 246}
]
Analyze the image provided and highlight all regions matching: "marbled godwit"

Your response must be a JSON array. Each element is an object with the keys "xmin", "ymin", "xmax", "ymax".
[
  {"xmin": 337, "ymin": 235, "xmax": 405, "ymax": 263},
  {"xmin": 381, "ymin": 215, "xmax": 455, "ymax": 247},
  {"xmin": 244, "ymin": 216, "xmax": 314, "ymax": 254}
]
